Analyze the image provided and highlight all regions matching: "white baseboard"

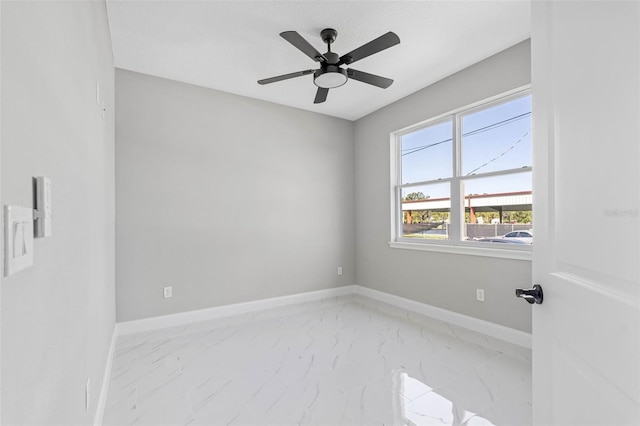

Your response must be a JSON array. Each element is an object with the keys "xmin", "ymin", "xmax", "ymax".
[
  {"xmin": 93, "ymin": 325, "xmax": 117, "ymax": 426},
  {"xmin": 354, "ymin": 286, "xmax": 532, "ymax": 349},
  {"xmin": 116, "ymin": 285, "xmax": 356, "ymax": 336},
  {"xmin": 115, "ymin": 284, "xmax": 530, "ymax": 347},
  {"xmin": 94, "ymin": 284, "xmax": 529, "ymax": 424}
]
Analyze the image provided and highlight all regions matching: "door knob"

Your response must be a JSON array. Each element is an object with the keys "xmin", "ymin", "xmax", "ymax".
[{"xmin": 515, "ymin": 284, "xmax": 543, "ymax": 304}]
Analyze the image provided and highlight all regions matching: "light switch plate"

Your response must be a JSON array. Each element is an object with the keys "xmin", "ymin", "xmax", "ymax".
[{"xmin": 4, "ymin": 205, "xmax": 34, "ymax": 277}]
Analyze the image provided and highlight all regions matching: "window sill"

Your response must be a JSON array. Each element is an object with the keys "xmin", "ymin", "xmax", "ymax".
[{"xmin": 388, "ymin": 241, "xmax": 532, "ymax": 261}]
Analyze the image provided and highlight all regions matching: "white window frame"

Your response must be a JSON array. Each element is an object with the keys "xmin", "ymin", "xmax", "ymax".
[{"xmin": 389, "ymin": 86, "xmax": 532, "ymax": 261}]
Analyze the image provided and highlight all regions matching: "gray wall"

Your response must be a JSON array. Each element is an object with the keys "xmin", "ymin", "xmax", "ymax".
[
  {"xmin": 354, "ymin": 40, "xmax": 533, "ymax": 332},
  {"xmin": 1, "ymin": 1, "xmax": 115, "ymax": 425},
  {"xmin": 115, "ymin": 69, "xmax": 355, "ymax": 322}
]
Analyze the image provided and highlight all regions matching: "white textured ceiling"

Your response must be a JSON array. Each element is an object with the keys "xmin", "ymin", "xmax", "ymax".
[{"xmin": 106, "ymin": 1, "xmax": 531, "ymax": 121}]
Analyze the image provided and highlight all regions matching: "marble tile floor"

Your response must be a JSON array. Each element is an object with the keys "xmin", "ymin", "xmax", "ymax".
[{"xmin": 103, "ymin": 295, "xmax": 532, "ymax": 426}]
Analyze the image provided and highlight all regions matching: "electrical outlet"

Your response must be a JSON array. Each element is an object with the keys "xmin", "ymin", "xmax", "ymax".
[
  {"xmin": 163, "ymin": 286, "xmax": 172, "ymax": 298},
  {"xmin": 337, "ymin": 267, "xmax": 343, "ymax": 276},
  {"xmin": 476, "ymin": 289, "xmax": 485, "ymax": 302},
  {"xmin": 85, "ymin": 378, "xmax": 91, "ymax": 411}
]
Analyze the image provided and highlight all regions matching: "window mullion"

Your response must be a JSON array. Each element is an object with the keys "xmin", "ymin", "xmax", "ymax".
[
  {"xmin": 450, "ymin": 115, "xmax": 463, "ymax": 242},
  {"xmin": 393, "ymin": 134, "xmax": 402, "ymax": 241}
]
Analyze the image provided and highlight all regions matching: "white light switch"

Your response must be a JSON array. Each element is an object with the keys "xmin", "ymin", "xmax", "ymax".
[
  {"xmin": 4, "ymin": 205, "xmax": 34, "ymax": 277},
  {"xmin": 13, "ymin": 222, "xmax": 26, "ymax": 256}
]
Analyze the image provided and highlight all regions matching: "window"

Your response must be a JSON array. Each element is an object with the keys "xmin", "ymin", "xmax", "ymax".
[{"xmin": 391, "ymin": 89, "xmax": 532, "ymax": 257}]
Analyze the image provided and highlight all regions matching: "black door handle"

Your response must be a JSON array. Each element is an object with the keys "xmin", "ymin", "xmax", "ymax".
[{"xmin": 515, "ymin": 284, "xmax": 543, "ymax": 304}]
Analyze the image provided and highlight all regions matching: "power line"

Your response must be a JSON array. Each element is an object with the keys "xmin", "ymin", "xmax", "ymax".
[
  {"xmin": 401, "ymin": 138, "xmax": 451, "ymax": 157},
  {"xmin": 465, "ymin": 129, "xmax": 531, "ymax": 176},
  {"xmin": 401, "ymin": 111, "xmax": 531, "ymax": 156},
  {"xmin": 463, "ymin": 112, "xmax": 531, "ymax": 138}
]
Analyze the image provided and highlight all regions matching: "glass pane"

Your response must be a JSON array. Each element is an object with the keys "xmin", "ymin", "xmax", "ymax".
[
  {"xmin": 401, "ymin": 183, "xmax": 450, "ymax": 240},
  {"xmin": 401, "ymin": 120, "xmax": 453, "ymax": 184},
  {"xmin": 461, "ymin": 172, "xmax": 533, "ymax": 244},
  {"xmin": 462, "ymin": 95, "xmax": 532, "ymax": 176}
]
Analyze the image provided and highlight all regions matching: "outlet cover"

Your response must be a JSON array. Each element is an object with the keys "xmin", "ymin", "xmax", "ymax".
[
  {"xmin": 476, "ymin": 289, "xmax": 485, "ymax": 302},
  {"xmin": 163, "ymin": 286, "xmax": 173, "ymax": 298},
  {"xmin": 337, "ymin": 267, "xmax": 343, "ymax": 276}
]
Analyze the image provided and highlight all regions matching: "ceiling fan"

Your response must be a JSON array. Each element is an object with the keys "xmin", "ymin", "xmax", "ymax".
[{"xmin": 258, "ymin": 28, "xmax": 400, "ymax": 104}]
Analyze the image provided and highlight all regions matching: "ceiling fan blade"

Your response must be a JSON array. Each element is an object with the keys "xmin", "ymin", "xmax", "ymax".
[
  {"xmin": 280, "ymin": 31, "xmax": 327, "ymax": 63},
  {"xmin": 338, "ymin": 31, "xmax": 400, "ymax": 66},
  {"xmin": 347, "ymin": 68, "xmax": 393, "ymax": 89},
  {"xmin": 258, "ymin": 69, "xmax": 315, "ymax": 85},
  {"xmin": 314, "ymin": 87, "xmax": 329, "ymax": 104}
]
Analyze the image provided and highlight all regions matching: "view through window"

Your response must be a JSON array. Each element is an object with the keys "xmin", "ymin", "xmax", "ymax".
[{"xmin": 395, "ymin": 91, "xmax": 532, "ymax": 247}]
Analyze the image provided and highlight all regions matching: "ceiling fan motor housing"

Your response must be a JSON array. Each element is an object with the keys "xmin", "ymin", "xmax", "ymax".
[{"xmin": 314, "ymin": 51, "xmax": 347, "ymax": 89}]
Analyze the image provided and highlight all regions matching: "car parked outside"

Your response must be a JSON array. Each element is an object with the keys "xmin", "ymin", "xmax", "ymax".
[{"xmin": 502, "ymin": 230, "xmax": 533, "ymax": 244}]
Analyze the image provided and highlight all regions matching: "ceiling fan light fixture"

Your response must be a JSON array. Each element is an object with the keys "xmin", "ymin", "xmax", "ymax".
[{"xmin": 314, "ymin": 67, "xmax": 348, "ymax": 89}]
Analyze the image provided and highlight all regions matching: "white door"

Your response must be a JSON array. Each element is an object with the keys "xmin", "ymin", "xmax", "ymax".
[{"xmin": 531, "ymin": 1, "xmax": 639, "ymax": 425}]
